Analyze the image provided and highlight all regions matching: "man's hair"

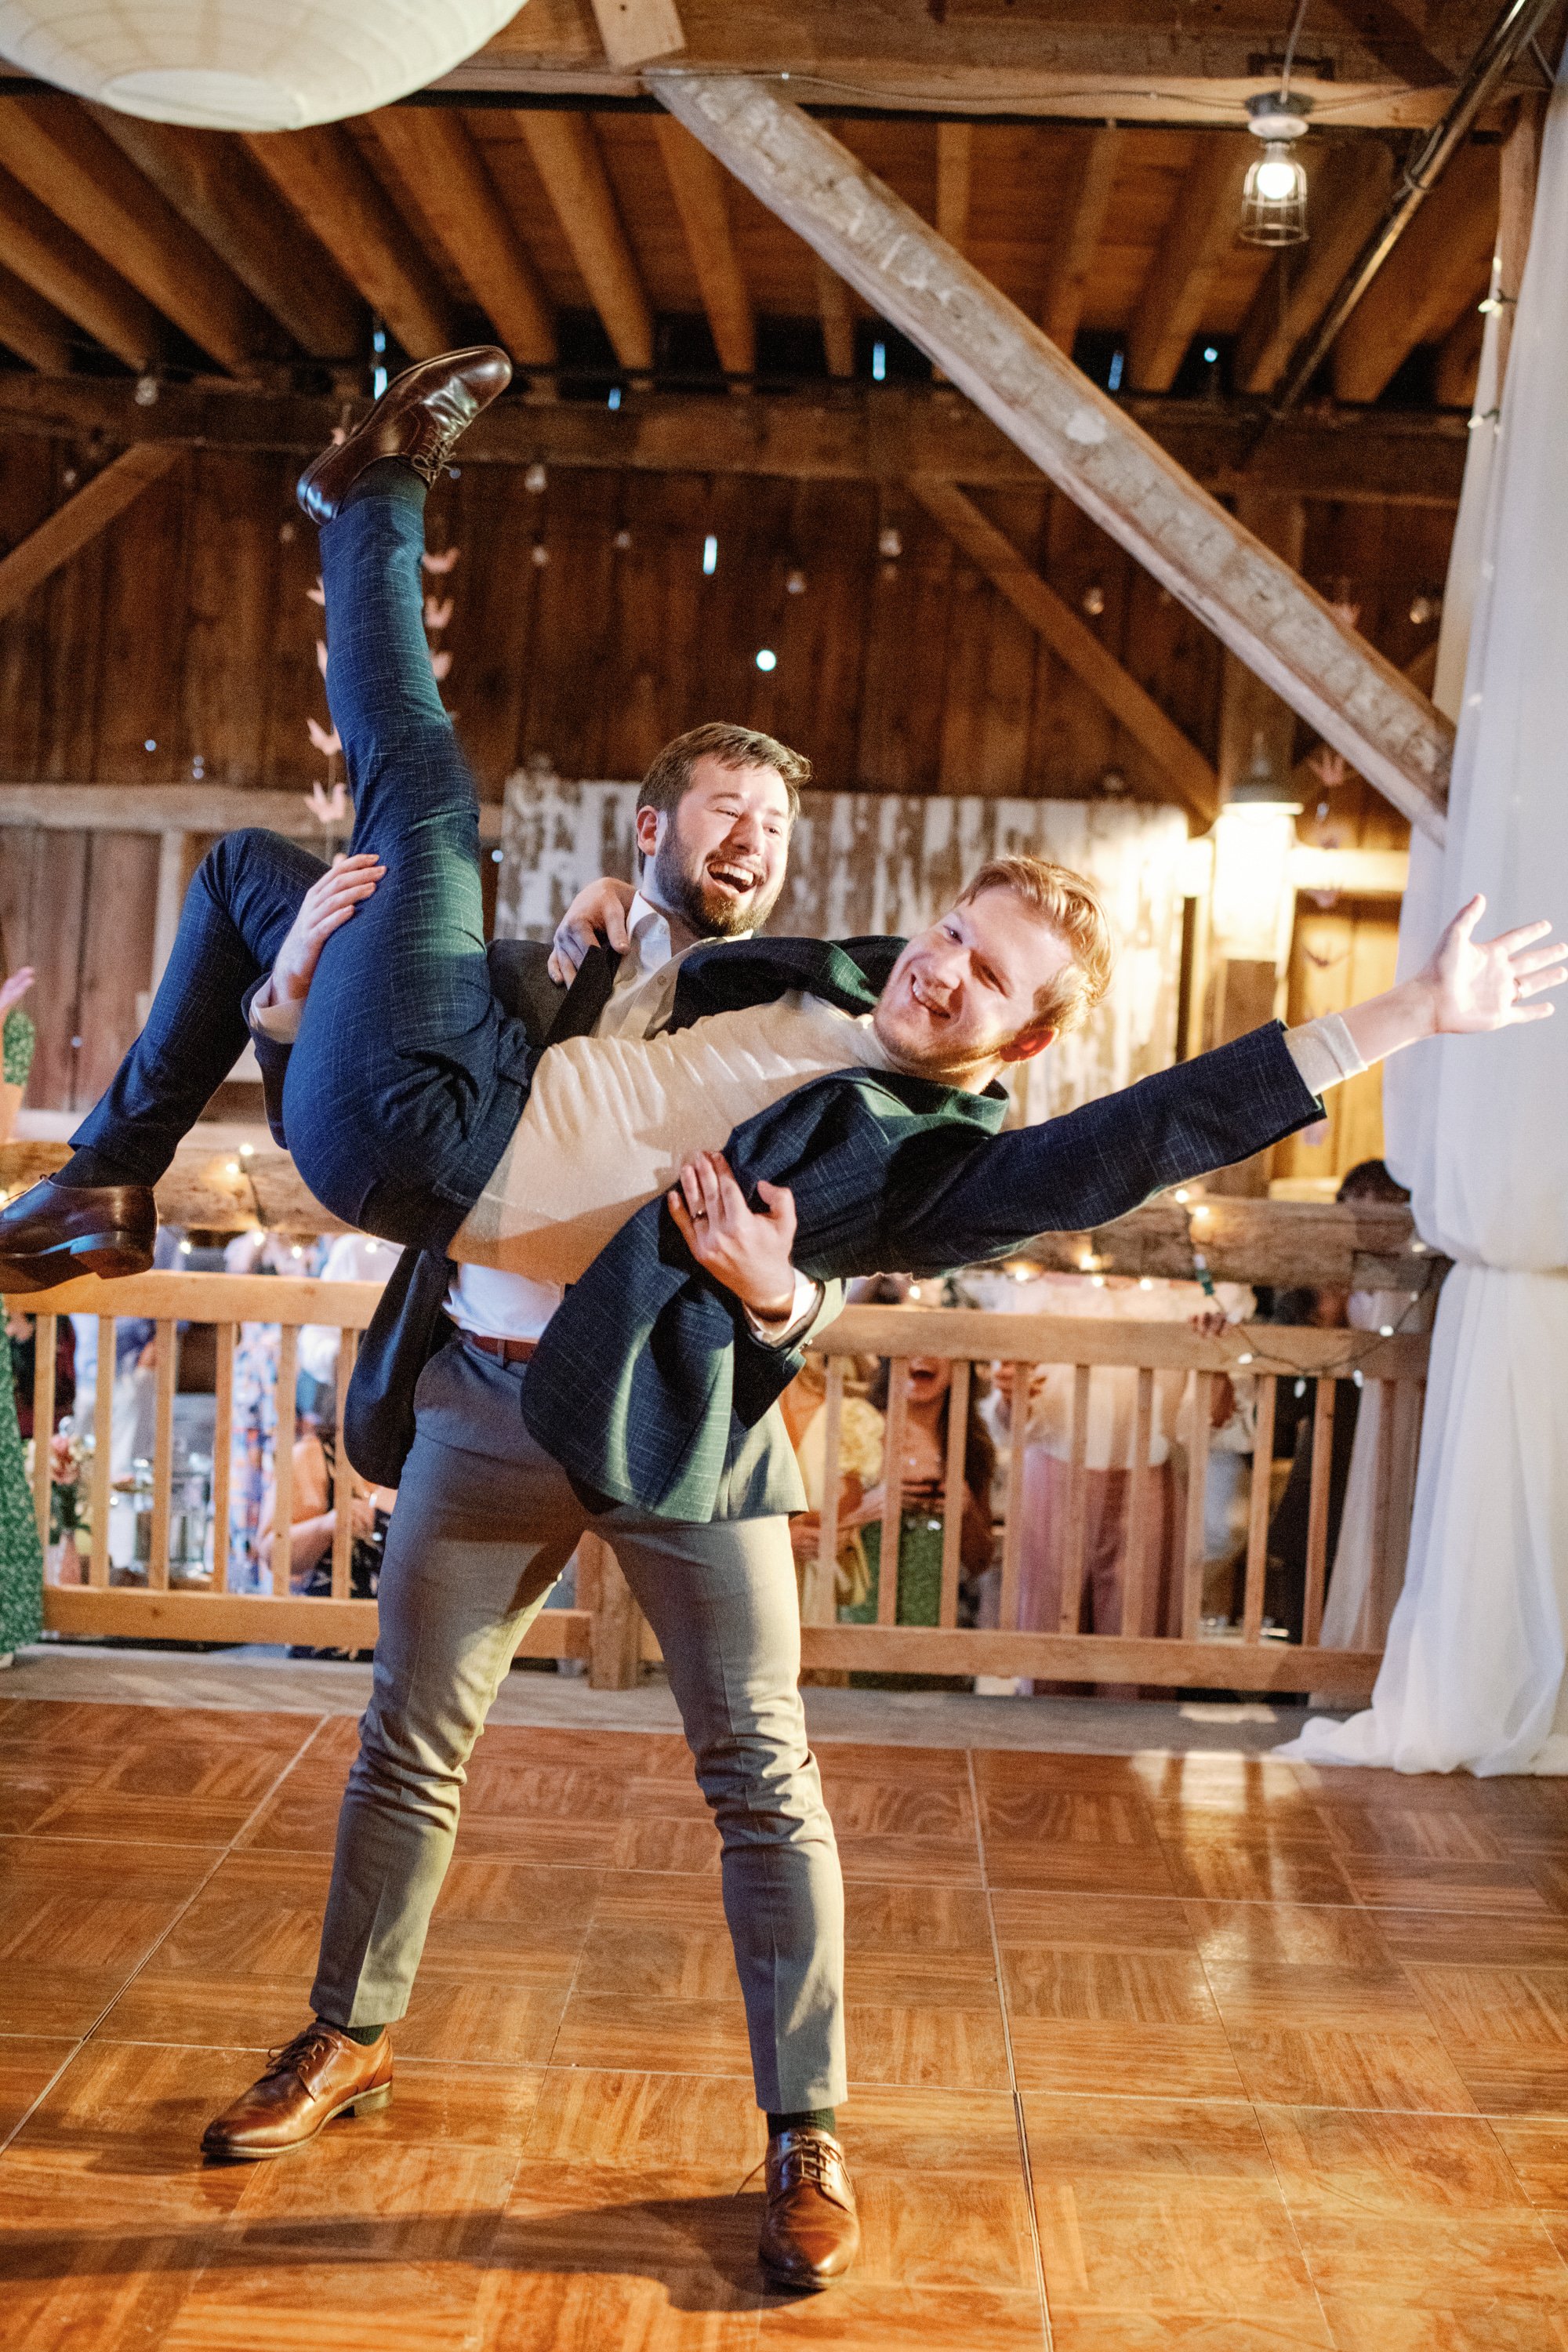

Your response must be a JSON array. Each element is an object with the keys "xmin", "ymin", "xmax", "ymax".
[
  {"xmin": 956, "ymin": 855, "xmax": 1114, "ymax": 1033},
  {"xmin": 637, "ymin": 722, "xmax": 811, "ymax": 826}
]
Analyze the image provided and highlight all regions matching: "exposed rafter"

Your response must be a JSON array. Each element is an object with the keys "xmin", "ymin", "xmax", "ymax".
[
  {"xmin": 650, "ymin": 74, "xmax": 1450, "ymax": 841},
  {"xmin": 0, "ymin": 263, "xmax": 74, "ymax": 374},
  {"xmin": 1331, "ymin": 139, "xmax": 1497, "ymax": 404},
  {"xmin": 1125, "ymin": 134, "xmax": 1253, "ymax": 393},
  {"xmin": 369, "ymin": 106, "xmax": 557, "ymax": 368},
  {"xmin": 86, "ymin": 111, "xmax": 361, "ymax": 362},
  {"xmin": 0, "ymin": 98, "xmax": 274, "ymax": 373},
  {"xmin": 244, "ymin": 126, "xmax": 459, "ymax": 360},
  {"xmin": 912, "ymin": 480, "xmax": 1217, "ymax": 820},
  {"xmin": 654, "ymin": 114, "xmax": 754, "ymax": 378},
  {"xmin": 1041, "ymin": 125, "xmax": 1121, "ymax": 354},
  {"xmin": 1232, "ymin": 140, "xmax": 1396, "ymax": 396},
  {"xmin": 0, "ymin": 165, "xmax": 164, "ymax": 367},
  {"xmin": 0, "ymin": 446, "xmax": 180, "ymax": 622},
  {"xmin": 586, "ymin": 0, "xmax": 686, "ymax": 70},
  {"xmin": 517, "ymin": 109, "xmax": 654, "ymax": 372}
]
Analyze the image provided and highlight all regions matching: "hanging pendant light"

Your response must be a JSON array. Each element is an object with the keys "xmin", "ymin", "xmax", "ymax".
[
  {"xmin": 1241, "ymin": 92, "xmax": 1312, "ymax": 246},
  {"xmin": 0, "ymin": 1, "xmax": 525, "ymax": 133}
]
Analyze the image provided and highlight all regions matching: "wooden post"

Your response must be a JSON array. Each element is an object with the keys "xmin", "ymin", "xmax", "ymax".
[
  {"xmin": 651, "ymin": 74, "xmax": 1450, "ymax": 844},
  {"xmin": 583, "ymin": 1530, "xmax": 642, "ymax": 1690}
]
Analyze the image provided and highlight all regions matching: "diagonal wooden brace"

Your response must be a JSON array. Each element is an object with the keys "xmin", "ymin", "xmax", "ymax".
[{"xmin": 651, "ymin": 73, "xmax": 1450, "ymax": 844}]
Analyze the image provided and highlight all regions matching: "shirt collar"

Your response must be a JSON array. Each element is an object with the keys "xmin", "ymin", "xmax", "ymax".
[{"xmin": 625, "ymin": 889, "xmax": 753, "ymax": 979}]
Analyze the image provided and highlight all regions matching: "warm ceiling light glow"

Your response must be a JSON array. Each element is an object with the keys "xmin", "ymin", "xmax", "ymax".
[
  {"xmin": 1241, "ymin": 93, "xmax": 1311, "ymax": 247},
  {"xmin": 0, "ymin": 1, "xmax": 524, "ymax": 132}
]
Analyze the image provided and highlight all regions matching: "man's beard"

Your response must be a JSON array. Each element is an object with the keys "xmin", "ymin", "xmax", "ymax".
[{"xmin": 650, "ymin": 833, "xmax": 781, "ymax": 939}]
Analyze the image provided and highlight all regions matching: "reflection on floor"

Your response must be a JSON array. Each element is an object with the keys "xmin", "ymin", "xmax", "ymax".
[{"xmin": 3, "ymin": 1689, "xmax": 1568, "ymax": 2349}]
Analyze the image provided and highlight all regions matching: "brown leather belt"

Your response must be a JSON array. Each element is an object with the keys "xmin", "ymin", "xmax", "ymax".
[{"xmin": 462, "ymin": 1332, "xmax": 539, "ymax": 1365}]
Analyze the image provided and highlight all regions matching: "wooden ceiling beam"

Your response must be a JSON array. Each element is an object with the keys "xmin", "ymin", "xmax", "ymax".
[
  {"xmin": 651, "ymin": 75, "xmax": 1450, "ymax": 843},
  {"xmin": 0, "ymin": 167, "xmax": 163, "ymax": 367},
  {"xmin": 815, "ymin": 257, "xmax": 855, "ymax": 379},
  {"xmin": 1125, "ymin": 134, "xmax": 1254, "ymax": 393},
  {"xmin": 1233, "ymin": 140, "xmax": 1396, "ymax": 396},
  {"xmin": 86, "ymin": 111, "xmax": 361, "ymax": 361},
  {"xmin": 517, "ymin": 110, "xmax": 654, "ymax": 372},
  {"xmin": 653, "ymin": 115, "xmax": 754, "ymax": 377},
  {"xmin": 0, "ymin": 374, "xmax": 1471, "ymax": 506},
  {"xmin": 586, "ymin": 0, "xmax": 686, "ymax": 70},
  {"xmin": 243, "ymin": 127, "xmax": 459, "ymax": 360},
  {"xmin": 0, "ymin": 264, "xmax": 75, "ymax": 374},
  {"xmin": 456, "ymin": 0, "xmax": 1537, "ymax": 129},
  {"xmin": 0, "ymin": 445, "xmax": 180, "ymax": 622},
  {"xmin": 1332, "ymin": 140, "xmax": 1498, "ymax": 405},
  {"xmin": 1041, "ymin": 125, "xmax": 1120, "ymax": 354},
  {"xmin": 913, "ymin": 478, "xmax": 1217, "ymax": 820},
  {"xmin": 0, "ymin": 99, "xmax": 274, "ymax": 374},
  {"xmin": 368, "ymin": 107, "xmax": 556, "ymax": 368}
]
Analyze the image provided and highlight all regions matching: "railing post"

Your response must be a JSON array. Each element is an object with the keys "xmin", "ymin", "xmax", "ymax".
[{"xmin": 582, "ymin": 1530, "xmax": 642, "ymax": 1690}]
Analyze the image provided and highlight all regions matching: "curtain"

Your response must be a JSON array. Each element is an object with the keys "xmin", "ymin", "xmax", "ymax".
[{"xmin": 1282, "ymin": 78, "xmax": 1568, "ymax": 1775}]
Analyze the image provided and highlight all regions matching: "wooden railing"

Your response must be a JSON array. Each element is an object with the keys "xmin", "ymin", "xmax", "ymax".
[
  {"xmin": 18, "ymin": 1270, "xmax": 590, "ymax": 1664},
  {"xmin": 16, "ymin": 1276, "xmax": 1426, "ymax": 1700},
  {"xmin": 786, "ymin": 1303, "xmax": 1428, "ymax": 1695}
]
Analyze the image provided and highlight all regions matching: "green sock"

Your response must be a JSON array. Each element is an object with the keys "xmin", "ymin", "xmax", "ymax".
[
  {"xmin": 767, "ymin": 2107, "xmax": 836, "ymax": 2137},
  {"xmin": 339, "ymin": 456, "xmax": 427, "ymax": 514},
  {"xmin": 318, "ymin": 2016, "xmax": 386, "ymax": 2046}
]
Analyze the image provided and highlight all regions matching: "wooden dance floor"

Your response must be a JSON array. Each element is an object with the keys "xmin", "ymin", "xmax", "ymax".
[{"xmin": 3, "ymin": 1695, "xmax": 1568, "ymax": 2349}]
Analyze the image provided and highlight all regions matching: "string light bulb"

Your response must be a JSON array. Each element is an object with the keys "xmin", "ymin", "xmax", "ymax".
[{"xmin": 1241, "ymin": 93, "xmax": 1310, "ymax": 246}]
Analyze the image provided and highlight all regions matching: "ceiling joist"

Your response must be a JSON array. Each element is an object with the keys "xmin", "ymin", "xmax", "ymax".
[
  {"xmin": 369, "ymin": 105, "xmax": 557, "ymax": 368},
  {"xmin": 0, "ymin": 99, "xmax": 272, "ymax": 373},
  {"xmin": 653, "ymin": 114, "xmax": 754, "ymax": 379},
  {"xmin": 87, "ymin": 111, "xmax": 362, "ymax": 362},
  {"xmin": 518, "ymin": 108, "xmax": 654, "ymax": 372},
  {"xmin": 244, "ymin": 125, "xmax": 459, "ymax": 360}
]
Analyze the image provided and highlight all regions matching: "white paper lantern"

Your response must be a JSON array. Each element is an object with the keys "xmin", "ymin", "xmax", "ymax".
[{"xmin": 0, "ymin": 2, "xmax": 527, "ymax": 133}]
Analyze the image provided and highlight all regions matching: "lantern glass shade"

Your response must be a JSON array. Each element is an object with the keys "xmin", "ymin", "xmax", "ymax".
[
  {"xmin": 0, "ymin": 1, "xmax": 525, "ymax": 131},
  {"xmin": 1241, "ymin": 143, "xmax": 1308, "ymax": 246}
]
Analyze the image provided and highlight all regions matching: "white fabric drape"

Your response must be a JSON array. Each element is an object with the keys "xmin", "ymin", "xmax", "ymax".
[{"xmin": 1282, "ymin": 75, "xmax": 1568, "ymax": 1777}]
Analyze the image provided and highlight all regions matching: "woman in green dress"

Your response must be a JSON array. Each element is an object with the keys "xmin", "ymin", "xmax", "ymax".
[{"xmin": 0, "ymin": 964, "xmax": 42, "ymax": 1661}]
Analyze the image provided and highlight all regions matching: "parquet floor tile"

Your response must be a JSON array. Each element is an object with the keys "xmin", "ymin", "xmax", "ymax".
[
  {"xmin": 0, "ymin": 2035, "xmax": 73, "ymax": 2140},
  {"xmin": 13, "ymin": 1692, "xmax": 1568, "ymax": 2349}
]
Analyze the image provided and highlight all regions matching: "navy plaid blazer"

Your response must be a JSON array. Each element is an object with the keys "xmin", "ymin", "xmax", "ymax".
[{"xmin": 517, "ymin": 933, "xmax": 1321, "ymax": 1519}]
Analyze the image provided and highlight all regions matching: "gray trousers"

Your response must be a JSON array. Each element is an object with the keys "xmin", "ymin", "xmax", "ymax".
[{"xmin": 310, "ymin": 1337, "xmax": 847, "ymax": 2111}]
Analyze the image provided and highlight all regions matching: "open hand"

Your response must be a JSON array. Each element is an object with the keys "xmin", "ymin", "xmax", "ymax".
[
  {"xmin": 1422, "ymin": 895, "xmax": 1568, "ymax": 1033},
  {"xmin": 272, "ymin": 853, "xmax": 384, "ymax": 1004},
  {"xmin": 549, "ymin": 877, "xmax": 637, "ymax": 985},
  {"xmin": 667, "ymin": 1150, "xmax": 799, "ymax": 1319}
]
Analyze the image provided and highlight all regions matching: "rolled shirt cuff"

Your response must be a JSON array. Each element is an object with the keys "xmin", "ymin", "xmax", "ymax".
[
  {"xmin": 1283, "ymin": 1011, "xmax": 1367, "ymax": 1097},
  {"xmin": 742, "ymin": 1269, "xmax": 822, "ymax": 1348},
  {"xmin": 249, "ymin": 978, "xmax": 303, "ymax": 1044}
]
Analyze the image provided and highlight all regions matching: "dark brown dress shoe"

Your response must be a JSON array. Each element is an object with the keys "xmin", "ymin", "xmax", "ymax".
[
  {"xmin": 297, "ymin": 347, "xmax": 513, "ymax": 524},
  {"xmin": 201, "ymin": 2022, "xmax": 392, "ymax": 2162},
  {"xmin": 0, "ymin": 1174, "xmax": 156, "ymax": 1292},
  {"xmin": 757, "ymin": 2126, "xmax": 860, "ymax": 2288}
]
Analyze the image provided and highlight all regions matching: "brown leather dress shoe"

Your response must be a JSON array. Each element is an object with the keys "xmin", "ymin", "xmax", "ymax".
[
  {"xmin": 296, "ymin": 347, "xmax": 513, "ymax": 524},
  {"xmin": 757, "ymin": 2126, "xmax": 860, "ymax": 2288},
  {"xmin": 201, "ymin": 2023, "xmax": 392, "ymax": 2162},
  {"xmin": 0, "ymin": 1174, "xmax": 156, "ymax": 1291}
]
